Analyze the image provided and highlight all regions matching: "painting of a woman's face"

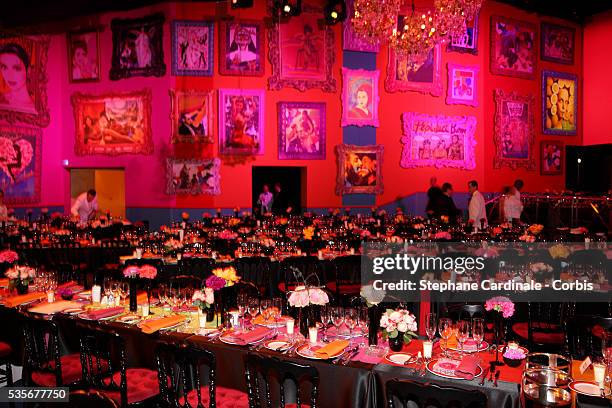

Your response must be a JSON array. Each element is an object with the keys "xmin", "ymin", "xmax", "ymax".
[
  {"xmin": 0, "ymin": 52, "xmax": 27, "ymax": 91},
  {"xmin": 356, "ymin": 90, "xmax": 368, "ymax": 109},
  {"xmin": 73, "ymin": 46, "xmax": 88, "ymax": 68}
]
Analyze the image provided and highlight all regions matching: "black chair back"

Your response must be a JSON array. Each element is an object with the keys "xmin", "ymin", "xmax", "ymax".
[
  {"xmin": 21, "ymin": 313, "xmax": 63, "ymax": 387},
  {"xmin": 330, "ymin": 255, "xmax": 361, "ymax": 303},
  {"xmin": 233, "ymin": 256, "xmax": 274, "ymax": 296},
  {"xmin": 245, "ymin": 353, "xmax": 319, "ymax": 408},
  {"xmin": 155, "ymin": 341, "xmax": 217, "ymax": 408},
  {"xmin": 385, "ymin": 378, "xmax": 487, "ymax": 408},
  {"xmin": 280, "ymin": 256, "xmax": 324, "ymax": 293},
  {"xmin": 178, "ymin": 257, "xmax": 216, "ymax": 279},
  {"xmin": 527, "ymin": 302, "xmax": 575, "ymax": 351}
]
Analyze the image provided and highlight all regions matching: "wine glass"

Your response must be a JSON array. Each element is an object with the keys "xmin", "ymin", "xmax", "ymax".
[
  {"xmin": 359, "ymin": 307, "xmax": 370, "ymax": 348},
  {"xmin": 438, "ymin": 318, "xmax": 453, "ymax": 357},
  {"xmin": 425, "ymin": 312, "xmax": 437, "ymax": 342},
  {"xmin": 260, "ymin": 299, "xmax": 272, "ymax": 322},
  {"xmin": 457, "ymin": 320, "xmax": 470, "ymax": 357},
  {"xmin": 320, "ymin": 306, "xmax": 332, "ymax": 342},
  {"xmin": 345, "ymin": 308, "xmax": 358, "ymax": 344},
  {"xmin": 472, "ymin": 318, "xmax": 485, "ymax": 356},
  {"xmin": 271, "ymin": 298, "xmax": 283, "ymax": 335},
  {"xmin": 332, "ymin": 307, "xmax": 344, "ymax": 337}
]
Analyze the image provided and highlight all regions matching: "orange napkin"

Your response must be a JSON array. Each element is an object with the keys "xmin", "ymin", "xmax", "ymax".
[
  {"xmin": 571, "ymin": 359, "xmax": 595, "ymax": 382},
  {"xmin": 140, "ymin": 315, "xmax": 186, "ymax": 334},
  {"xmin": 445, "ymin": 334, "xmax": 458, "ymax": 349},
  {"xmin": 314, "ymin": 339, "xmax": 349, "ymax": 359},
  {"xmin": 4, "ymin": 292, "xmax": 46, "ymax": 308}
]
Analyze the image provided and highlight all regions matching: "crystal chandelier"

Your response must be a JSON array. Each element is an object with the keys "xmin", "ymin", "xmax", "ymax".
[{"xmin": 352, "ymin": 0, "xmax": 484, "ymax": 69}]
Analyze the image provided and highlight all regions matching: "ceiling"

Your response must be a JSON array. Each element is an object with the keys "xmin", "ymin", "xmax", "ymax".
[{"xmin": 1, "ymin": 0, "xmax": 611, "ymax": 32}]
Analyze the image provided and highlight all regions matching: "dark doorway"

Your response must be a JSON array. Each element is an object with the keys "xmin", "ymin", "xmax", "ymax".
[
  {"xmin": 566, "ymin": 144, "xmax": 612, "ymax": 194},
  {"xmin": 252, "ymin": 167, "xmax": 306, "ymax": 215}
]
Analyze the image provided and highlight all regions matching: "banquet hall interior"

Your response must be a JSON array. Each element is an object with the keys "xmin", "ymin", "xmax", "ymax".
[{"xmin": 0, "ymin": 0, "xmax": 611, "ymax": 406}]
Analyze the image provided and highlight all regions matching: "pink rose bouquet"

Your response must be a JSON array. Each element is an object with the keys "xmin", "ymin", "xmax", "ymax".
[
  {"xmin": 485, "ymin": 296, "xmax": 515, "ymax": 318},
  {"xmin": 287, "ymin": 286, "xmax": 330, "ymax": 308},
  {"xmin": 123, "ymin": 266, "xmax": 140, "ymax": 278},
  {"xmin": 0, "ymin": 250, "xmax": 19, "ymax": 264},
  {"xmin": 379, "ymin": 308, "xmax": 418, "ymax": 343},
  {"xmin": 139, "ymin": 265, "xmax": 158, "ymax": 279},
  {"xmin": 206, "ymin": 275, "xmax": 227, "ymax": 291},
  {"xmin": 192, "ymin": 287, "xmax": 215, "ymax": 309}
]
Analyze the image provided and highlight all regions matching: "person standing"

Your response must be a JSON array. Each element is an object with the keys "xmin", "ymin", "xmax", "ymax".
[
  {"xmin": 257, "ymin": 184, "xmax": 273, "ymax": 214},
  {"xmin": 502, "ymin": 185, "xmax": 523, "ymax": 223},
  {"xmin": 434, "ymin": 183, "xmax": 460, "ymax": 223},
  {"xmin": 467, "ymin": 180, "xmax": 487, "ymax": 229},
  {"xmin": 425, "ymin": 177, "xmax": 442, "ymax": 217},
  {"xmin": 271, "ymin": 183, "xmax": 291, "ymax": 215},
  {"xmin": 71, "ymin": 189, "xmax": 98, "ymax": 224}
]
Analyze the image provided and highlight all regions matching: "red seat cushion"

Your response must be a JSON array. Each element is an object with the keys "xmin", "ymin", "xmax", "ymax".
[
  {"xmin": 278, "ymin": 282, "xmax": 299, "ymax": 292},
  {"xmin": 0, "ymin": 341, "xmax": 11, "ymax": 358},
  {"xmin": 31, "ymin": 353, "xmax": 82, "ymax": 386},
  {"xmin": 180, "ymin": 385, "xmax": 249, "ymax": 408},
  {"xmin": 102, "ymin": 368, "xmax": 159, "ymax": 405},
  {"xmin": 325, "ymin": 281, "xmax": 361, "ymax": 294},
  {"xmin": 512, "ymin": 322, "xmax": 565, "ymax": 344}
]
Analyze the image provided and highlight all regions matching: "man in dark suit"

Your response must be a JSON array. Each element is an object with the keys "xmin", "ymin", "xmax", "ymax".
[
  {"xmin": 433, "ymin": 182, "xmax": 460, "ymax": 223},
  {"xmin": 271, "ymin": 183, "xmax": 292, "ymax": 214}
]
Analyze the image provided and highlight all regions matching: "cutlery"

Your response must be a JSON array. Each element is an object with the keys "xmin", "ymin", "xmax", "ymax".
[
  {"xmin": 480, "ymin": 367, "xmax": 490, "ymax": 386},
  {"xmin": 494, "ymin": 370, "xmax": 500, "ymax": 387},
  {"xmin": 333, "ymin": 347, "xmax": 357, "ymax": 365},
  {"xmin": 342, "ymin": 349, "xmax": 360, "ymax": 365}
]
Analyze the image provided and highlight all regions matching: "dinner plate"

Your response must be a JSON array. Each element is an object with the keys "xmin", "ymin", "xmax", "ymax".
[
  {"xmin": 61, "ymin": 307, "xmax": 84, "ymax": 315},
  {"xmin": 295, "ymin": 343, "xmax": 346, "ymax": 360},
  {"xmin": 117, "ymin": 315, "xmax": 141, "ymax": 324},
  {"xmin": 447, "ymin": 340, "xmax": 489, "ymax": 353},
  {"xmin": 426, "ymin": 359, "xmax": 483, "ymax": 380},
  {"xmin": 264, "ymin": 340, "xmax": 291, "ymax": 351},
  {"xmin": 385, "ymin": 352, "xmax": 417, "ymax": 365},
  {"xmin": 79, "ymin": 310, "xmax": 124, "ymax": 321},
  {"xmin": 569, "ymin": 381, "xmax": 611, "ymax": 397},
  {"xmin": 253, "ymin": 316, "xmax": 288, "ymax": 328},
  {"xmin": 218, "ymin": 331, "xmax": 267, "ymax": 346}
]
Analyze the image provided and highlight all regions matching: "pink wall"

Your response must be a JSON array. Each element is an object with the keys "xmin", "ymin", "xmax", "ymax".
[
  {"xmin": 29, "ymin": 0, "xmax": 586, "ymax": 211},
  {"xmin": 583, "ymin": 10, "xmax": 612, "ymax": 146}
]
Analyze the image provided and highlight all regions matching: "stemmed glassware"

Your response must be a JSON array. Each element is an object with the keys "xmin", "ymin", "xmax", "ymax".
[
  {"xmin": 438, "ymin": 318, "xmax": 452, "ymax": 357},
  {"xmin": 320, "ymin": 306, "xmax": 332, "ymax": 342},
  {"xmin": 425, "ymin": 313, "xmax": 437, "ymax": 342},
  {"xmin": 345, "ymin": 308, "xmax": 358, "ymax": 345},
  {"xmin": 457, "ymin": 320, "xmax": 471, "ymax": 357},
  {"xmin": 332, "ymin": 307, "xmax": 344, "ymax": 337},
  {"xmin": 271, "ymin": 298, "xmax": 283, "ymax": 335},
  {"xmin": 358, "ymin": 307, "xmax": 369, "ymax": 348},
  {"xmin": 472, "ymin": 318, "xmax": 485, "ymax": 356}
]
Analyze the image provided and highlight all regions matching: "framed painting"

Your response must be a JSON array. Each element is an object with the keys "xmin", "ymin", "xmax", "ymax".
[
  {"xmin": 447, "ymin": 13, "xmax": 479, "ymax": 55},
  {"xmin": 342, "ymin": 68, "xmax": 379, "ymax": 127},
  {"xmin": 219, "ymin": 19, "xmax": 264, "ymax": 76},
  {"xmin": 493, "ymin": 89, "xmax": 535, "ymax": 170},
  {"xmin": 278, "ymin": 102, "xmax": 326, "ymax": 160},
  {"xmin": 71, "ymin": 89, "xmax": 154, "ymax": 156},
  {"xmin": 110, "ymin": 13, "xmax": 165, "ymax": 80},
  {"xmin": 166, "ymin": 158, "xmax": 221, "ymax": 195},
  {"xmin": 541, "ymin": 23, "xmax": 574, "ymax": 65},
  {"xmin": 0, "ymin": 36, "xmax": 50, "ymax": 127},
  {"xmin": 170, "ymin": 89, "xmax": 214, "ymax": 144},
  {"xmin": 343, "ymin": 0, "xmax": 380, "ymax": 53},
  {"xmin": 446, "ymin": 63, "xmax": 479, "ymax": 107},
  {"xmin": 218, "ymin": 89, "xmax": 264, "ymax": 155},
  {"xmin": 542, "ymin": 70, "xmax": 577, "ymax": 135},
  {"xmin": 540, "ymin": 140, "xmax": 563, "ymax": 175},
  {"xmin": 490, "ymin": 16, "xmax": 537, "ymax": 79},
  {"xmin": 67, "ymin": 29, "xmax": 100, "ymax": 82},
  {"xmin": 172, "ymin": 20, "xmax": 214, "ymax": 76},
  {"xmin": 0, "ymin": 125, "xmax": 41, "ymax": 204},
  {"xmin": 400, "ymin": 112, "xmax": 477, "ymax": 170},
  {"xmin": 267, "ymin": 0, "xmax": 336, "ymax": 92},
  {"xmin": 385, "ymin": 45, "xmax": 442, "ymax": 96},
  {"xmin": 335, "ymin": 144, "xmax": 384, "ymax": 195}
]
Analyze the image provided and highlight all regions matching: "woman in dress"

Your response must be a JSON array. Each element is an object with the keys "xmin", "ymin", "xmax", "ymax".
[
  {"xmin": 348, "ymin": 83, "xmax": 372, "ymax": 119},
  {"xmin": 0, "ymin": 43, "xmax": 35, "ymax": 113}
]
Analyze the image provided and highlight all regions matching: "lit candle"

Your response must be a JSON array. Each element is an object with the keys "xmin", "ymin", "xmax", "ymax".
[
  {"xmin": 142, "ymin": 302, "xmax": 150, "ymax": 317},
  {"xmin": 508, "ymin": 341, "xmax": 519, "ymax": 350},
  {"xmin": 309, "ymin": 327, "xmax": 318, "ymax": 345},
  {"xmin": 593, "ymin": 362, "xmax": 606, "ymax": 388},
  {"xmin": 198, "ymin": 311, "xmax": 207, "ymax": 328},
  {"xmin": 176, "ymin": 253, "xmax": 182, "ymax": 261},
  {"xmin": 423, "ymin": 340, "xmax": 433, "ymax": 359},
  {"xmin": 317, "ymin": 250, "xmax": 323, "ymax": 259},
  {"xmin": 91, "ymin": 285, "xmax": 101, "ymax": 304},
  {"xmin": 286, "ymin": 318, "xmax": 295, "ymax": 335},
  {"xmin": 47, "ymin": 290, "xmax": 55, "ymax": 303}
]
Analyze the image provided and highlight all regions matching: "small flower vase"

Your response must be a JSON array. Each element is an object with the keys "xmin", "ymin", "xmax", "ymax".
[
  {"xmin": 298, "ymin": 305, "xmax": 314, "ymax": 338},
  {"xmin": 129, "ymin": 279, "xmax": 138, "ymax": 312},
  {"xmin": 206, "ymin": 306, "xmax": 215, "ymax": 323},
  {"xmin": 491, "ymin": 313, "xmax": 505, "ymax": 367},
  {"xmin": 368, "ymin": 305, "xmax": 381, "ymax": 346},
  {"xmin": 388, "ymin": 334, "xmax": 404, "ymax": 352}
]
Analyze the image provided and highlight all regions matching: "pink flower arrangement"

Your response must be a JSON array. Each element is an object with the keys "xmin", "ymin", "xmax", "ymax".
[
  {"xmin": 433, "ymin": 231, "xmax": 452, "ymax": 240},
  {"xmin": 485, "ymin": 296, "xmax": 515, "ymax": 318},
  {"xmin": 359, "ymin": 229, "xmax": 372, "ymax": 238},
  {"xmin": 503, "ymin": 348, "xmax": 526, "ymax": 359},
  {"xmin": 379, "ymin": 308, "xmax": 418, "ymax": 342},
  {"xmin": 218, "ymin": 230, "xmax": 238, "ymax": 240},
  {"xmin": 123, "ymin": 266, "xmax": 140, "ymax": 278},
  {"xmin": 4, "ymin": 268, "xmax": 18, "ymax": 280},
  {"xmin": 139, "ymin": 265, "xmax": 158, "ymax": 279},
  {"xmin": 518, "ymin": 233, "xmax": 535, "ymax": 243},
  {"xmin": 206, "ymin": 275, "xmax": 227, "ymax": 291},
  {"xmin": 287, "ymin": 286, "xmax": 329, "ymax": 308},
  {"xmin": 192, "ymin": 287, "xmax": 215, "ymax": 309},
  {"xmin": 0, "ymin": 250, "xmax": 19, "ymax": 264}
]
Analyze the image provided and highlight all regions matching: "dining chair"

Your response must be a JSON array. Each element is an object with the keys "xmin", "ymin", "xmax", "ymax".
[
  {"xmin": 326, "ymin": 255, "xmax": 361, "ymax": 305},
  {"xmin": 233, "ymin": 256, "xmax": 274, "ymax": 296},
  {"xmin": 155, "ymin": 341, "xmax": 248, "ymax": 408},
  {"xmin": 21, "ymin": 312, "xmax": 82, "ymax": 387},
  {"xmin": 564, "ymin": 315, "xmax": 611, "ymax": 360},
  {"xmin": 279, "ymin": 256, "xmax": 325, "ymax": 294},
  {"xmin": 512, "ymin": 301, "xmax": 575, "ymax": 353},
  {"xmin": 385, "ymin": 378, "xmax": 487, "ymax": 408},
  {"xmin": 76, "ymin": 322, "xmax": 159, "ymax": 408},
  {"xmin": 244, "ymin": 353, "xmax": 319, "ymax": 408},
  {"xmin": 0, "ymin": 340, "xmax": 13, "ymax": 386}
]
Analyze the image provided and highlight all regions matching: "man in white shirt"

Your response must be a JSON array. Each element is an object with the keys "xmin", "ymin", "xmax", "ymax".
[
  {"xmin": 502, "ymin": 186, "xmax": 523, "ymax": 222},
  {"xmin": 257, "ymin": 184, "xmax": 273, "ymax": 214},
  {"xmin": 71, "ymin": 189, "xmax": 98, "ymax": 224},
  {"xmin": 467, "ymin": 180, "xmax": 487, "ymax": 229}
]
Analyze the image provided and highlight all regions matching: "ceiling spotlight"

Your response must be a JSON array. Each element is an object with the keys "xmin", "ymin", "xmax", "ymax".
[
  {"xmin": 279, "ymin": 0, "xmax": 302, "ymax": 17},
  {"xmin": 324, "ymin": 0, "xmax": 347, "ymax": 25},
  {"xmin": 231, "ymin": 0, "xmax": 253, "ymax": 8}
]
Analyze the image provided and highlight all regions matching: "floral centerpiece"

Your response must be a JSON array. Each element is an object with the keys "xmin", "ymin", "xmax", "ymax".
[
  {"xmin": 527, "ymin": 224, "xmax": 544, "ymax": 235},
  {"xmin": 361, "ymin": 284, "xmax": 386, "ymax": 347},
  {"xmin": 0, "ymin": 250, "xmax": 19, "ymax": 264},
  {"xmin": 380, "ymin": 309, "xmax": 418, "ymax": 351},
  {"xmin": 192, "ymin": 287, "xmax": 215, "ymax": 324},
  {"xmin": 286, "ymin": 266, "xmax": 330, "ymax": 336},
  {"xmin": 529, "ymin": 262, "xmax": 553, "ymax": 274},
  {"xmin": 287, "ymin": 286, "xmax": 329, "ymax": 308},
  {"xmin": 302, "ymin": 226, "xmax": 315, "ymax": 240},
  {"xmin": 206, "ymin": 267, "xmax": 240, "ymax": 325},
  {"xmin": 549, "ymin": 243, "xmax": 570, "ymax": 259},
  {"xmin": 503, "ymin": 348, "xmax": 526, "ymax": 367},
  {"xmin": 485, "ymin": 296, "xmax": 514, "ymax": 365},
  {"xmin": 5, "ymin": 265, "xmax": 36, "ymax": 294},
  {"xmin": 123, "ymin": 265, "xmax": 158, "ymax": 311}
]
